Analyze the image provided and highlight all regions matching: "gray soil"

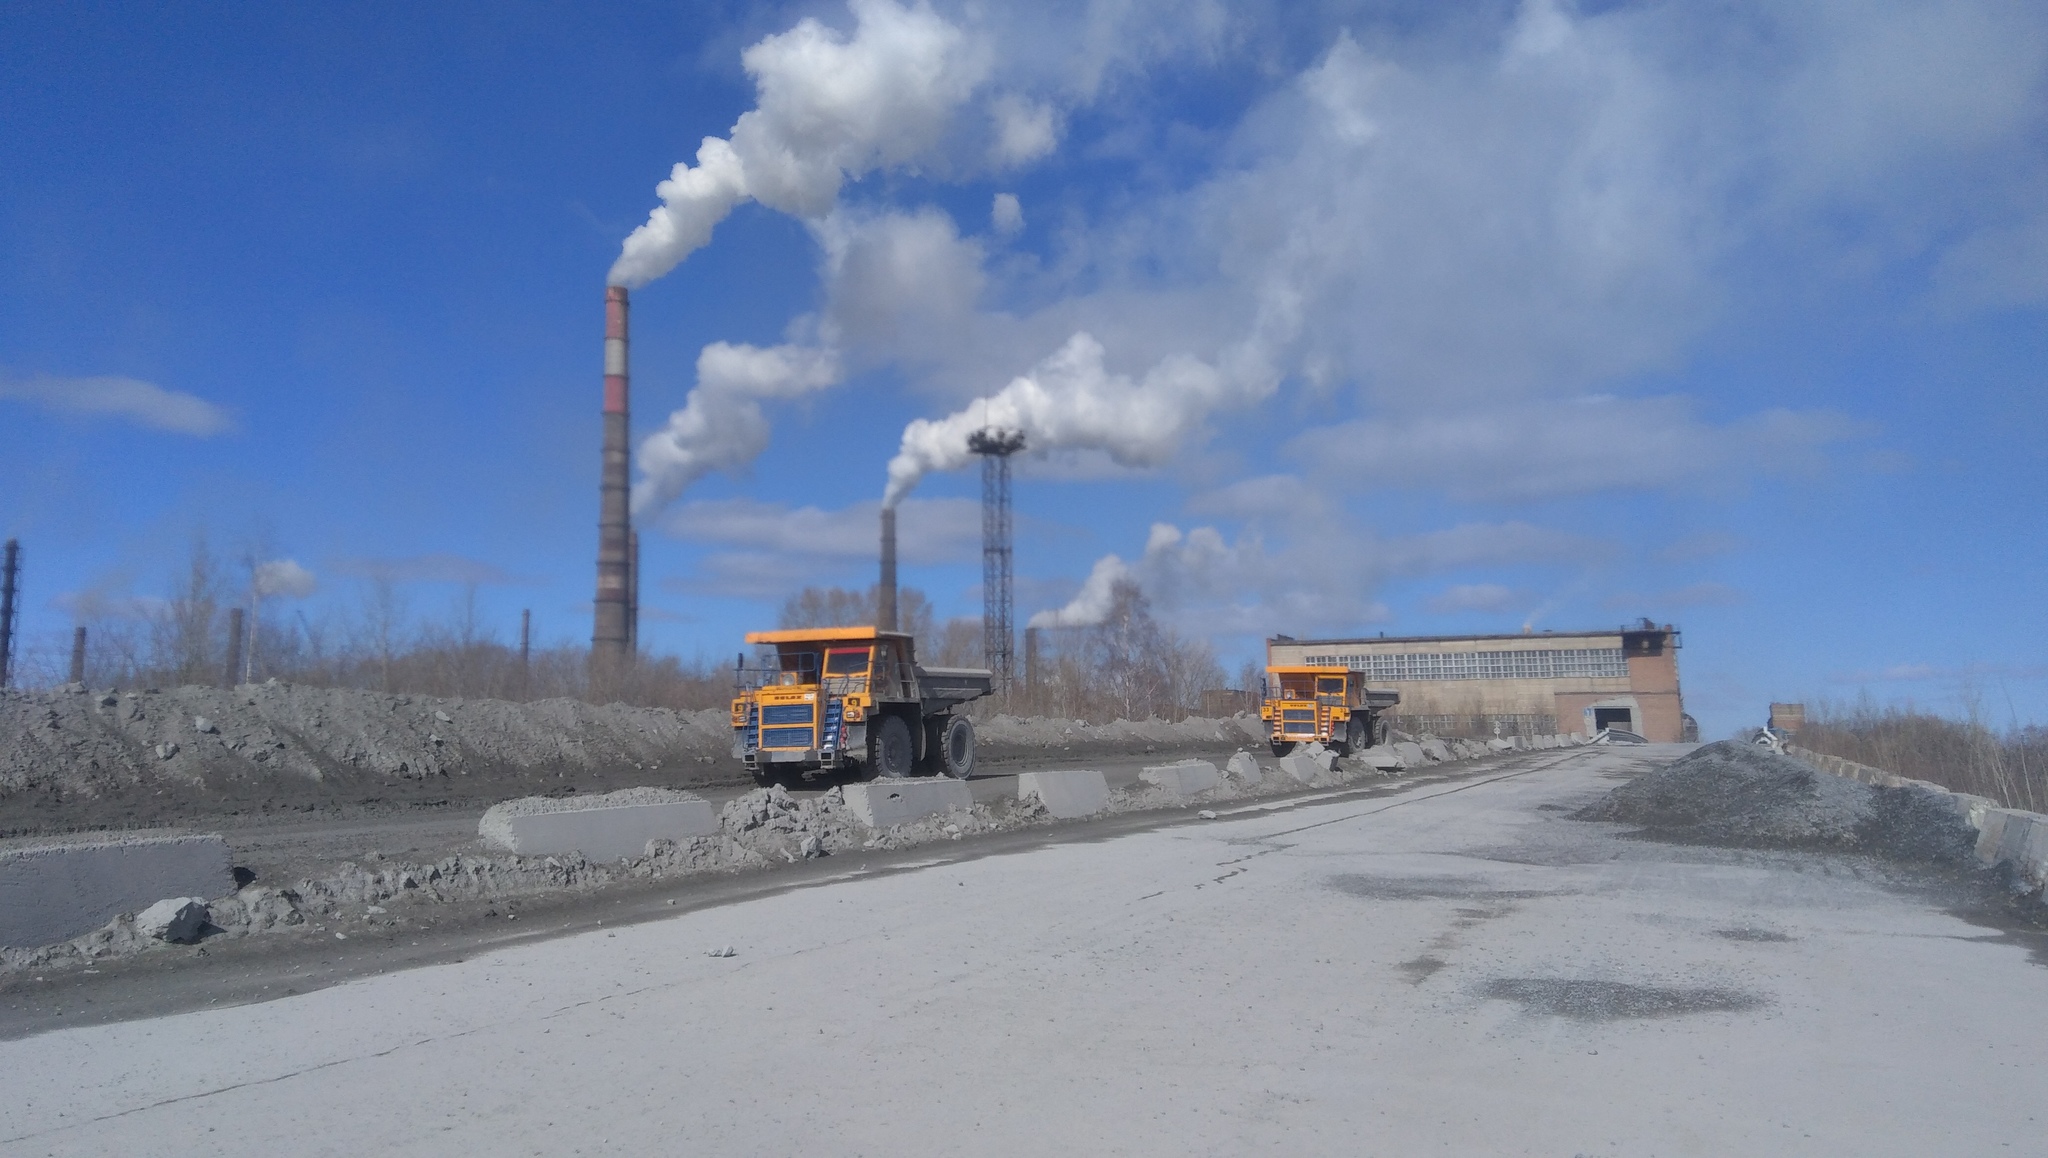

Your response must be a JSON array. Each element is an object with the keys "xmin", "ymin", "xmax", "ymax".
[
  {"xmin": 0, "ymin": 682, "xmax": 1262, "ymax": 836},
  {"xmin": 1575, "ymin": 740, "xmax": 1981, "ymax": 864},
  {"xmin": 1479, "ymin": 978, "xmax": 1770, "ymax": 1021}
]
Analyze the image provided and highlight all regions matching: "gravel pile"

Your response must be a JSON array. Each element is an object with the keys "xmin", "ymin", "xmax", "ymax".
[
  {"xmin": 0, "ymin": 682, "xmax": 1256, "ymax": 833},
  {"xmin": 1579, "ymin": 740, "xmax": 1979, "ymax": 862}
]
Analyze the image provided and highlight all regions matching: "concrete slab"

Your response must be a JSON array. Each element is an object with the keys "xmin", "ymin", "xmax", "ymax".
[
  {"xmin": 0, "ymin": 833, "xmax": 234, "ymax": 949},
  {"xmin": 1392, "ymin": 741, "xmax": 1426, "ymax": 767},
  {"xmin": 1999, "ymin": 812, "xmax": 2048, "ymax": 887},
  {"xmin": 1418, "ymin": 738, "xmax": 1451, "ymax": 763},
  {"xmin": 843, "ymin": 778, "xmax": 974, "ymax": 828},
  {"xmin": 1141, "ymin": 760, "xmax": 1223, "ymax": 796},
  {"xmin": 1486, "ymin": 738, "xmax": 1513, "ymax": 753},
  {"xmin": 1016, "ymin": 770, "xmax": 1110, "ymax": 819},
  {"xmin": 1224, "ymin": 751, "xmax": 1263, "ymax": 785},
  {"xmin": 1975, "ymin": 808, "xmax": 2018, "ymax": 866},
  {"xmin": 1276, "ymin": 753, "xmax": 1324, "ymax": 786},
  {"xmin": 1356, "ymin": 746, "xmax": 1403, "ymax": 771},
  {"xmin": 479, "ymin": 788, "xmax": 719, "ymax": 862}
]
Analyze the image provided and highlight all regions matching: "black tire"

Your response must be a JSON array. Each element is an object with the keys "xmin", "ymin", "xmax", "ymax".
[
  {"xmin": 751, "ymin": 768, "xmax": 779, "ymax": 788},
  {"xmin": 872, "ymin": 715, "xmax": 915, "ymax": 779},
  {"xmin": 1269, "ymin": 740, "xmax": 1296, "ymax": 757},
  {"xmin": 937, "ymin": 715, "xmax": 975, "ymax": 779}
]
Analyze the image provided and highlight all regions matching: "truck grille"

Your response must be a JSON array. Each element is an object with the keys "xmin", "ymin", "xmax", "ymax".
[
  {"xmin": 762, "ymin": 704, "xmax": 814, "ymax": 726},
  {"xmin": 761, "ymin": 727, "xmax": 814, "ymax": 749},
  {"xmin": 1282, "ymin": 709, "xmax": 1315, "ymax": 721}
]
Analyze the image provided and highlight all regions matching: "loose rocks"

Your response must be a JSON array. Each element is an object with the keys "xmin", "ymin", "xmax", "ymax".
[
  {"xmin": 1578, "ymin": 740, "xmax": 1979, "ymax": 863},
  {"xmin": 135, "ymin": 897, "xmax": 209, "ymax": 943}
]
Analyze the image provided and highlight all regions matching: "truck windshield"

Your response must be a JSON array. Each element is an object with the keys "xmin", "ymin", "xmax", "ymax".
[
  {"xmin": 824, "ymin": 648, "xmax": 870, "ymax": 675},
  {"xmin": 1318, "ymin": 677, "xmax": 1345, "ymax": 695}
]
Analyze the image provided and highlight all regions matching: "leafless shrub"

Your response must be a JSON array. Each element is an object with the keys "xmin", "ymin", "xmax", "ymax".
[
  {"xmin": 1014, "ymin": 580, "xmax": 1226, "ymax": 723},
  {"xmin": 1798, "ymin": 697, "xmax": 2045, "ymax": 812}
]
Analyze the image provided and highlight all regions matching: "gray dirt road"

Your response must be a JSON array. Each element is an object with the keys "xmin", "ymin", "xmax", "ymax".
[{"xmin": 4, "ymin": 744, "xmax": 2045, "ymax": 1156}]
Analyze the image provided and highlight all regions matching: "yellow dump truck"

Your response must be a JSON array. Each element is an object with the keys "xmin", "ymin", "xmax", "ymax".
[
  {"xmin": 731, "ymin": 626, "xmax": 994, "ymax": 786},
  {"xmin": 1259, "ymin": 665, "xmax": 1398, "ymax": 757}
]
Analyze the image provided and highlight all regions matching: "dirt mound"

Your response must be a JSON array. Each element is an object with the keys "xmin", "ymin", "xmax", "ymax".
[
  {"xmin": 0, "ymin": 683, "xmax": 1262, "ymax": 834},
  {"xmin": 1579, "ymin": 740, "xmax": 1978, "ymax": 863}
]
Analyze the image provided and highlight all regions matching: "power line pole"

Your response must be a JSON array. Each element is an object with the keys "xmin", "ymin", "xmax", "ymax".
[
  {"xmin": 69, "ymin": 626, "xmax": 86, "ymax": 685},
  {"xmin": 0, "ymin": 539, "xmax": 19, "ymax": 688},
  {"xmin": 968, "ymin": 427, "xmax": 1025, "ymax": 697}
]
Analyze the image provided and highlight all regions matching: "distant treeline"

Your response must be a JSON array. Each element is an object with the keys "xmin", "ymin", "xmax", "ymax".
[
  {"xmin": 13, "ymin": 540, "xmax": 1238, "ymax": 724},
  {"xmin": 1796, "ymin": 699, "xmax": 2045, "ymax": 813}
]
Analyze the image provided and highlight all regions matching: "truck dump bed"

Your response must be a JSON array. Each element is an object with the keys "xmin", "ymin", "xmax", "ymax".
[{"xmin": 916, "ymin": 666, "xmax": 995, "ymax": 711}]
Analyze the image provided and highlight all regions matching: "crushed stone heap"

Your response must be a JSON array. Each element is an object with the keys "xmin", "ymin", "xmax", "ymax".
[{"xmin": 1577, "ymin": 739, "xmax": 1979, "ymax": 863}]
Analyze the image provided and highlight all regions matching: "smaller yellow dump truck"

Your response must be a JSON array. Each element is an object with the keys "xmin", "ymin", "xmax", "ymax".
[
  {"xmin": 731, "ymin": 626, "xmax": 993, "ymax": 786},
  {"xmin": 1259, "ymin": 665, "xmax": 1399, "ymax": 757}
]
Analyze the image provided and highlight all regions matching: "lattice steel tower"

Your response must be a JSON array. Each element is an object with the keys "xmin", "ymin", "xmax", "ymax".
[{"xmin": 968, "ymin": 427, "xmax": 1026, "ymax": 694}]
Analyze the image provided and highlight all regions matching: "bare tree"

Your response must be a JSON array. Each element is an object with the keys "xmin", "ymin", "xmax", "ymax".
[
  {"xmin": 778, "ymin": 584, "xmax": 935, "ymax": 641},
  {"xmin": 149, "ymin": 535, "xmax": 224, "ymax": 684}
]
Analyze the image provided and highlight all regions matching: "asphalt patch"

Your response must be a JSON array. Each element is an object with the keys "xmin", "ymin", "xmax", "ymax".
[
  {"xmin": 1481, "ymin": 977, "xmax": 1769, "ymax": 1021},
  {"xmin": 1714, "ymin": 926, "xmax": 1794, "ymax": 943}
]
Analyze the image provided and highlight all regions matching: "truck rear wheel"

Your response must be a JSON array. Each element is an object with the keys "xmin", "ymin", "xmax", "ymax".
[
  {"xmin": 937, "ymin": 715, "xmax": 975, "ymax": 779},
  {"xmin": 872, "ymin": 715, "xmax": 915, "ymax": 779}
]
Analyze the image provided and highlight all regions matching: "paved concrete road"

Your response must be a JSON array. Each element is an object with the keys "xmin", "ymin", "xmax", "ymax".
[{"xmin": 4, "ymin": 745, "xmax": 2043, "ymax": 1155}]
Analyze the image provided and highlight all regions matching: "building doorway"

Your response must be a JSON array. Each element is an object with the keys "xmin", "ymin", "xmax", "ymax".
[{"xmin": 1593, "ymin": 706, "xmax": 1635, "ymax": 734}]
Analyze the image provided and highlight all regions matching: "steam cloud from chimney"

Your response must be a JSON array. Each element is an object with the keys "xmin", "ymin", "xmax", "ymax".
[
  {"xmin": 882, "ymin": 331, "xmax": 1263, "ymax": 508},
  {"xmin": 607, "ymin": 0, "xmax": 988, "ymax": 289}
]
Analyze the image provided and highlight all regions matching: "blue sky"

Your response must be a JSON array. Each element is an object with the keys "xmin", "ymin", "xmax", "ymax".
[{"xmin": 3, "ymin": 0, "xmax": 2043, "ymax": 737}]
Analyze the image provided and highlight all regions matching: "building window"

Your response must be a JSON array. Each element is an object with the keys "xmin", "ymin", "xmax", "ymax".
[{"xmin": 1299, "ymin": 648, "xmax": 1628, "ymax": 681}]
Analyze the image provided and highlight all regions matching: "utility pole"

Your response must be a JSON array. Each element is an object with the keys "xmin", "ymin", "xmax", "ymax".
[
  {"xmin": 519, "ymin": 608, "xmax": 532, "ymax": 701},
  {"xmin": 222, "ymin": 608, "xmax": 245, "ymax": 688},
  {"xmin": 0, "ymin": 539, "xmax": 18, "ymax": 689}
]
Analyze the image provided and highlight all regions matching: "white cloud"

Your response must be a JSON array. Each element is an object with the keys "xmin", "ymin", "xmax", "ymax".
[
  {"xmin": 1426, "ymin": 583, "xmax": 1528, "ymax": 615},
  {"xmin": 0, "ymin": 373, "xmax": 232, "ymax": 436},
  {"xmin": 991, "ymin": 192, "xmax": 1024, "ymax": 235},
  {"xmin": 253, "ymin": 559, "xmax": 317, "ymax": 599},
  {"xmin": 989, "ymin": 94, "xmax": 1059, "ymax": 165},
  {"xmin": 1290, "ymin": 397, "xmax": 1863, "ymax": 501}
]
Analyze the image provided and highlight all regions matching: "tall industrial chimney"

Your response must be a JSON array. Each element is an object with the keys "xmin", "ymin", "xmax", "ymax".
[
  {"xmin": 878, "ymin": 507, "xmax": 898, "ymax": 631},
  {"xmin": 593, "ymin": 285, "xmax": 634, "ymax": 680}
]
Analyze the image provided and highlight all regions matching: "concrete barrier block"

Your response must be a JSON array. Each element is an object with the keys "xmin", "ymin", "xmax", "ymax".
[
  {"xmin": 1975, "ymin": 808, "xmax": 2017, "ymax": 866},
  {"xmin": 479, "ymin": 788, "xmax": 719, "ymax": 862},
  {"xmin": 1418, "ymin": 738, "xmax": 1451, "ymax": 763},
  {"xmin": 1392, "ymin": 741, "xmax": 1426, "ymax": 767},
  {"xmin": 1141, "ymin": 759, "xmax": 1223, "ymax": 796},
  {"xmin": 2001, "ymin": 813, "xmax": 2048, "ymax": 887},
  {"xmin": 1276, "ymin": 753, "xmax": 1322, "ymax": 786},
  {"xmin": 1016, "ymin": 770, "xmax": 1110, "ymax": 819},
  {"xmin": 1, "ymin": 833, "xmax": 234, "ymax": 949},
  {"xmin": 1356, "ymin": 746, "xmax": 1403, "ymax": 770},
  {"xmin": 1486, "ymin": 738, "xmax": 1513, "ymax": 753},
  {"xmin": 843, "ymin": 778, "xmax": 974, "ymax": 828},
  {"xmin": 1224, "ymin": 751, "xmax": 1263, "ymax": 785}
]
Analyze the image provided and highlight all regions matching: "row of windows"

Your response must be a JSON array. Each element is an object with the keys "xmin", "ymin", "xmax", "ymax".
[{"xmin": 1299, "ymin": 647, "xmax": 1629, "ymax": 682}]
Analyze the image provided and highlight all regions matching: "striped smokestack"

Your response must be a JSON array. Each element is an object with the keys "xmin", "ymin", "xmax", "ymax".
[
  {"xmin": 593, "ymin": 285, "xmax": 634, "ymax": 677},
  {"xmin": 878, "ymin": 506, "xmax": 898, "ymax": 631}
]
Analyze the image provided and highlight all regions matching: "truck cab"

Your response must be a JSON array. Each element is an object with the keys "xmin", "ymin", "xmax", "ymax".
[
  {"xmin": 731, "ymin": 627, "xmax": 992, "ymax": 785},
  {"xmin": 1259, "ymin": 665, "xmax": 1397, "ymax": 756}
]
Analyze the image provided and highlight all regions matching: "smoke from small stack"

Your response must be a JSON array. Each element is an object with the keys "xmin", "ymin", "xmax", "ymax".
[
  {"xmin": 593, "ymin": 286, "xmax": 635, "ymax": 673},
  {"xmin": 878, "ymin": 506, "xmax": 898, "ymax": 631},
  {"xmin": 883, "ymin": 332, "xmax": 1246, "ymax": 507}
]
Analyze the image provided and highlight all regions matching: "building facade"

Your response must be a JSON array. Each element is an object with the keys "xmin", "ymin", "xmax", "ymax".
[{"xmin": 1266, "ymin": 622, "xmax": 1689, "ymax": 742}]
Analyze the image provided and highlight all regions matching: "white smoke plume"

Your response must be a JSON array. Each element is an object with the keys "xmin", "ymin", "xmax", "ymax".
[
  {"xmin": 1026, "ymin": 554, "xmax": 1132, "ymax": 628},
  {"xmin": 633, "ymin": 343, "xmax": 841, "ymax": 514},
  {"xmin": 253, "ymin": 559, "xmax": 317, "ymax": 599},
  {"xmin": 883, "ymin": 331, "xmax": 1256, "ymax": 507},
  {"xmin": 607, "ymin": 0, "xmax": 991, "ymax": 289}
]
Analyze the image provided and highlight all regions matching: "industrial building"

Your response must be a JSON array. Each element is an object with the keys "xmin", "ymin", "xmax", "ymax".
[{"xmin": 1267, "ymin": 621, "xmax": 1693, "ymax": 742}]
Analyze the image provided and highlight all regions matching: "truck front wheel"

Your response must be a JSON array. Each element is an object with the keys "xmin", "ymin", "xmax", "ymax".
[
  {"xmin": 938, "ymin": 715, "xmax": 975, "ymax": 779},
  {"xmin": 1269, "ymin": 740, "xmax": 1295, "ymax": 757},
  {"xmin": 872, "ymin": 715, "xmax": 915, "ymax": 779}
]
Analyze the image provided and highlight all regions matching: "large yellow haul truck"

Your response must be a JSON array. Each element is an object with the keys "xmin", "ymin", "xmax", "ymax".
[
  {"xmin": 731, "ymin": 626, "xmax": 993, "ymax": 786},
  {"xmin": 1259, "ymin": 664, "xmax": 1398, "ymax": 757}
]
